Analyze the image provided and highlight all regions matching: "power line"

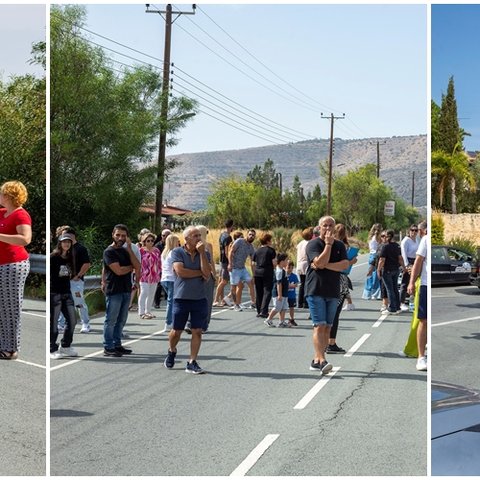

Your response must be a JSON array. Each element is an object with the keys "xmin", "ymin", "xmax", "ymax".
[
  {"xmin": 172, "ymin": 64, "xmax": 317, "ymax": 139},
  {"xmin": 194, "ymin": 4, "xmax": 344, "ymax": 116},
  {"xmin": 171, "ymin": 4, "xmax": 333, "ymax": 115},
  {"xmin": 172, "ymin": 73, "xmax": 312, "ymax": 142}
]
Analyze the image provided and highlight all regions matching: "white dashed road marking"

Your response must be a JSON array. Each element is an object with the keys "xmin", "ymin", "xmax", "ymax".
[{"xmin": 230, "ymin": 434, "xmax": 280, "ymax": 476}]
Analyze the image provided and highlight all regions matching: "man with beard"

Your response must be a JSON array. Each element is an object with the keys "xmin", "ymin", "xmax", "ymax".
[
  {"xmin": 101, "ymin": 224, "xmax": 140, "ymax": 357},
  {"xmin": 228, "ymin": 229, "xmax": 256, "ymax": 311}
]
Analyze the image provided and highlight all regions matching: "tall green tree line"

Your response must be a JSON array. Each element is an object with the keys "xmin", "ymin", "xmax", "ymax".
[
  {"xmin": 0, "ymin": 42, "xmax": 46, "ymax": 254},
  {"xmin": 432, "ymin": 76, "xmax": 478, "ymax": 213},
  {"xmin": 50, "ymin": 5, "xmax": 196, "ymax": 243}
]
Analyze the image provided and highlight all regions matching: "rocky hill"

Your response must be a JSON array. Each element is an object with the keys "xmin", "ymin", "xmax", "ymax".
[{"xmin": 164, "ymin": 135, "xmax": 427, "ymax": 213}]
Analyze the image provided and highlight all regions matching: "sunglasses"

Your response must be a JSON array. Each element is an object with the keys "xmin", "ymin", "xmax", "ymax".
[
  {"xmin": 145, "ymin": 239, "xmax": 154, "ymax": 243},
  {"xmin": 381, "ymin": 234, "xmax": 387, "ymax": 238},
  {"xmin": 410, "ymin": 229, "xmax": 418, "ymax": 232}
]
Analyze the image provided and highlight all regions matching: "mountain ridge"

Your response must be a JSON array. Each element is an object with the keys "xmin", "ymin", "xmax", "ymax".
[{"xmin": 164, "ymin": 134, "xmax": 427, "ymax": 213}]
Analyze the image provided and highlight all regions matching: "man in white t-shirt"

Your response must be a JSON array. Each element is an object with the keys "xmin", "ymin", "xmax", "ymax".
[{"xmin": 407, "ymin": 220, "xmax": 428, "ymax": 372}]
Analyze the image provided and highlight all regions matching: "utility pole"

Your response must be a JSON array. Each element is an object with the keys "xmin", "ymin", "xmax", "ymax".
[
  {"xmin": 411, "ymin": 171, "xmax": 415, "ymax": 206},
  {"xmin": 321, "ymin": 113, "xmax": 345, "ymax": 215},
  {"xmin": 146, "ymin": 4, "xmax": 196, "ymax": 231},
  {"xmin": 370, "ymin": 140, "xmax": 386, "ymax": 222}
]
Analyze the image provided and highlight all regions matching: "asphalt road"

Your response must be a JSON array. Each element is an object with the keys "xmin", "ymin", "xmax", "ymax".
[
  {"xmin": 431, "ymin": 283, "xmax": 480, "ymax": 390},
  {"xmin": 50, "ymin": 255, "xmax": 426, "ymax": 476},
  {"xmin": 0, "ymin": 297, "xmax": 46, "ymax": 476}
]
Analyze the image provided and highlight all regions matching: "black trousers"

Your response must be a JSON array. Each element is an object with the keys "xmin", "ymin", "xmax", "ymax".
[
  {"xmin": 297, "ymin": 274, "xmax": 307, "ymax": 308},
  {"xmin": 50, "ymin": 292, "xmax": 77, "ymax": 351},
  {"xmin": 254, "ymin": 275, "xmax": 273, "ymax": 316}
]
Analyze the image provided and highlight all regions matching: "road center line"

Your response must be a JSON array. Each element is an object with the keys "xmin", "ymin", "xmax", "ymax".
[
  {"xmin": 211, "ymin": 309, "xmax": 229, "ymax": 316},
  {"xmin": 230, "ymin": 434, "xmax": 279, "ymax": 476},
  {"xmin": 372, "ymin": 313, "xmax": 388, "ymax": 328},
  {"xmin": 344, "ymin": 334, "xmax": 371, "ymax": 358},
  {"xmin": 293, "ymin": 367, "xmax": 341, "ymax": 410},
  {"xmin": 15, "ymin": 359, "xmax": 46, "ymax": 369},
  {"xmin": 432, "ymin": 315, "xmax": 480, "ymax": 327},
  {"xmin": 50, "ymin": 328, "xmax": 167, "ymax": 371}
]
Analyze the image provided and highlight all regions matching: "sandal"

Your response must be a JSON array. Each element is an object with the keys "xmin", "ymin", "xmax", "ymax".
[{"xmin": 0, "ymin": 351, "xmax": 18, "ymax": 360}]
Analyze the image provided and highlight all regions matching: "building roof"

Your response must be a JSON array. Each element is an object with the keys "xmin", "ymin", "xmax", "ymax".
[{"xmin": 140, "ymin": 204, "xmax": 192, "ymax": 216}]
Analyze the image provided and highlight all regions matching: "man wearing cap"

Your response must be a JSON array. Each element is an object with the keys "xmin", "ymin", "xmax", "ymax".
[
  {"xmin": 55, "ymin": 225, "xmax": 92, "ymax": 333},
  {"xmin": 102, "ymin": 224, "xmax": 141, "ymax": 357},
  {"xmin": 153, "ymin": 229, "xmax": 171, "ymax": 309}
]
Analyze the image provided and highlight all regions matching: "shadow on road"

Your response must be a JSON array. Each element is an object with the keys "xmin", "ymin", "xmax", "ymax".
[{"xmin": 51, "ymin": 409, "xmax": 94, "ymax": 417}]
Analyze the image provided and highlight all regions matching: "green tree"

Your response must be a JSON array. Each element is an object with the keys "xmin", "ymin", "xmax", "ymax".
[
  {"xmin": 50, "ymin": 5, "xmax": 196, "ymax": 240},
  {"xmin": 431, "ymin": 147, "xmax": 476, "ymax": 214},
  {"xmin": 246, "ymin": 158, "xmax": 280, "ymax": 190},
  {"xmin": 0, "ymin": 45, "xmax": 46, "ymax": 254},
  {"xmin": 331, "ymin": 164, "xmax": 416, "ymax": 231},
  {"xmin": 431, "ymin": 100, "xmax": 441, "ymax": 152},
  {"xmin": 437, "ymin": 77, "xmax": 461, "ymax": 154}
]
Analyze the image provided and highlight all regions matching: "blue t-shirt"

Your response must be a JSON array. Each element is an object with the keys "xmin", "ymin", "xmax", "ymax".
[
  {"xmin": 287, "ymin": 272, "xmax": 299, "ymax": 300},
  {"xmin": 171, "ymin": 246, "xmax": 210, "ymax": 300}
]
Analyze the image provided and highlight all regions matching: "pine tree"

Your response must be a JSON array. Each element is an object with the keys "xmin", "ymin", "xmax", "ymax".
[{"xmin": 437, "ymin": 76, "xmax": 460, "ymax": 153}]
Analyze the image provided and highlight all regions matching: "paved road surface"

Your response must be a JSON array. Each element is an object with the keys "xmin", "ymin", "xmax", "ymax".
[
  {"xmin": 0, "ymin": 298, "xmax": 46, "ymax": 476},
  {"xmin": 51, "ymin": 256, "xmax": 426, "ymax": 476},
  {"xmin": 432, "ymin": 284, "xmax": 479, "ymax": 390}
]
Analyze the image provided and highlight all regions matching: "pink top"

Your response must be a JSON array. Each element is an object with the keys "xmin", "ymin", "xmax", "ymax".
[
  {"xmin": 139, "ymin": 247, "xmax": 162, "ymax": 283},
  {"xmin": 0, "ymin": 208, "xmax": 31, "ymax": 265}
]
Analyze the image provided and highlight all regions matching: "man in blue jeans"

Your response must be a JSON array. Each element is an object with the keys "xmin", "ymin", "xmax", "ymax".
[
  {"xmin": 102, "ymin": 224, "xmax": 140, "ymax": 357},
  {"xmin": 305, "ymin": 216, "xmax": 349, "ymax": 374},
  {"xmin": 163, "ymin": 226, "xmax": 212, "ymax": 374}
]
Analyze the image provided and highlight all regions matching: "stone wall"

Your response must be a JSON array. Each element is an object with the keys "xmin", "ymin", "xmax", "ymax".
[{"xmin": 438, "ymin": 213, "xmax": 480, "ymax": 244}]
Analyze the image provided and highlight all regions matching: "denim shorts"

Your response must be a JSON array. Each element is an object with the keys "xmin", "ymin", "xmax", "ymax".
[
  {"xmin": 273, "ymin": 297, "xmax": 288, "ymax": 312},
  {"xmin": 418, "ymin": 285, "xmax": 427, "ymax": 320},
  {"xmin": 305, "ymin": 295, "xmax": 338, "ymax": 326},
  {"xmin": 172, "ymin": 298, "xmax": 208, "ymax": 330},
  {"xmin": 230, "ymin": 267, "xmax": 252, "ymax": 286}
]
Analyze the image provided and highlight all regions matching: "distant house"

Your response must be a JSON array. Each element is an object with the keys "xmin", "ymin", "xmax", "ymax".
[
  {"xmin": 140, "ymin": 204, "xmax": 192, "ymax": 231},
  {"xmin": 465, "ymin": 151, "xmax": 479, "ymax": 164}
]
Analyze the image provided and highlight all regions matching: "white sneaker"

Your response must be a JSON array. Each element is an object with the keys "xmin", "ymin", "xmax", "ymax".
[
  {"xmin": 50, "ymin": 351, "xmax": 62, "ymax": 359},
  {"xmin": 343, "ymin": 303, "xmax": 355, "ymax": 311},
  {"xmin": 416, "ymin": 356, "xmax": 427, "ymax": 371},
  {"xmin": 380, "ymin": 306, "xmax": 388, "ymax": 313},
  {"xmin": 233, "ymin": 304, "xmax": 243, "ymax": 312},
  {"xmin": 400, "ymin": 304, "xmax": 409, "ymax": 312},
  {"xmin": 223, "ymin": 296, "xmax": 234, "ymax": 307},
  {"xmin": 59, "ymin": 346, "xmax": 79, "ymax": 357},
  {"xmin": 80, "ymin": 324, "xmax": 91, "ymax": 333}
]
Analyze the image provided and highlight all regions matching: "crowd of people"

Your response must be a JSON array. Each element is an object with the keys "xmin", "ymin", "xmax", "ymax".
[{"xmin": 49, "ymin": 216, "xmax": 428, "ymax": 374}]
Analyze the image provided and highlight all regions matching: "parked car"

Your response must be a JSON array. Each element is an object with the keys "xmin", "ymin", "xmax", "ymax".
[
  {"xmin": 432, "ymin": 381, "xmax": 480, "ymax": 476},
  {"xmin": 431, "ymin": 245, "xmax": 476, "ymax": 286}
]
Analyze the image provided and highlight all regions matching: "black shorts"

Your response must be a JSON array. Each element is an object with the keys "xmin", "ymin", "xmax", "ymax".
[{"xmin": 288, "ymin": 298, "xmax": 296, "ymax": 308}]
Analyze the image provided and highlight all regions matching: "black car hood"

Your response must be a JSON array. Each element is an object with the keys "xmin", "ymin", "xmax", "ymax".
[{"xmin": 432, "ymin": 381, "xmax": 480, "ymax": 476}]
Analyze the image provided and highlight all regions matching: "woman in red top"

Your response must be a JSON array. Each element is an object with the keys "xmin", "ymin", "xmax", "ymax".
[{"xmin": 0, "ymin": 181, "xmax": 32, "ymax": 359}]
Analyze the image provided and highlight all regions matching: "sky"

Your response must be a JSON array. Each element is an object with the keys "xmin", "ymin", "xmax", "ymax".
[
  {"xmin": 432, "ymin": 4, "xmax": 480, "ymax": 153},
  {"xmin": 78, "ymin": 3, "xmax": 427, "ymax": 155},
  {"xmin": 0, "ymin": 4, "xmax": 46, "ymax": 79}
]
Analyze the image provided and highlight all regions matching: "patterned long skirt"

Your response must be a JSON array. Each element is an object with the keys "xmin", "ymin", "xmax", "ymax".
[{"xmin": 0, "ymin": 260, "xmax": 30, "ymax": 352}]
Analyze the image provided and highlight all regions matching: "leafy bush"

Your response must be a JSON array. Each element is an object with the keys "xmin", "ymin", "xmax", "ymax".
[
  {"xmin": 431, "ymin": 213, "xmax": 445, "ymax": 245},
  {"xmin": 447, "ymin": 236, "xmax": 478, "ymax": 257},
  {"xmin": 84, "ymin": 289, "xmax": 106, "ymax": 315}
]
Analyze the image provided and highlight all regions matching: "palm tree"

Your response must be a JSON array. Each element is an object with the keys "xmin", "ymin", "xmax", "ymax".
[{"xmin": 432, "ymin": 144, "xmax": 476, "ymax": 214}]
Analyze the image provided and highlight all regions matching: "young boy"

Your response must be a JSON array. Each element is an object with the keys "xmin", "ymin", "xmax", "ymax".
[
  {"xmin": 286, "ymin": 261, "xmax": 299, "ymax": 326},
  {"xmin": 264, "ymin": 253, "xmax": 290, "ymax": 328}
]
